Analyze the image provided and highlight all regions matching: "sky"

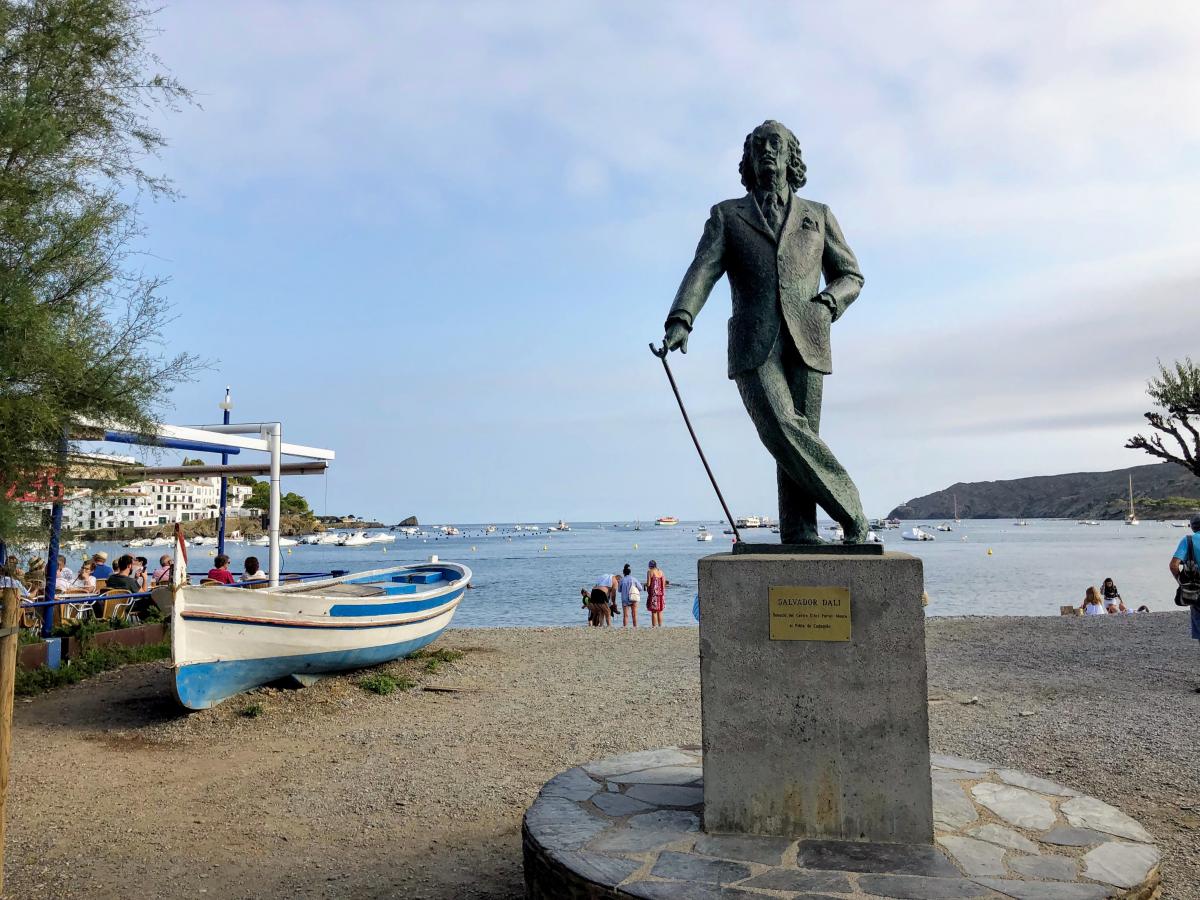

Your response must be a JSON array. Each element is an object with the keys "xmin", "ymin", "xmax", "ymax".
[{"xmin": 119, "ymin": 1, "xmax": 1200, "ymax": 523}]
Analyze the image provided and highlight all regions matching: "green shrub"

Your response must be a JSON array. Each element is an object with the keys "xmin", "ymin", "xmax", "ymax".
[
  {"xmin": 358, "ymin": 673, "xmax": 398, "ymax": 695},
  {"xmin": 239, "ymin": 703, "xmax": 263, "ymax": 718},
  {"xmin": 14, "ymin": 639, "xmax": 170, "ymax": 696}
]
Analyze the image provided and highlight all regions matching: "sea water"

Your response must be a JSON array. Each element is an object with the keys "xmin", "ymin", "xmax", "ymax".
[{"xmin": 71, "ymin": 519, "xmax": 1188, "ymax": 627}]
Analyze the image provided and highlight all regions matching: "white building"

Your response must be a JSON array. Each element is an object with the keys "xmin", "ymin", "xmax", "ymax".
[{"xmin": 62, "ymin": 476, "xmax": 255, "ymax": 531}]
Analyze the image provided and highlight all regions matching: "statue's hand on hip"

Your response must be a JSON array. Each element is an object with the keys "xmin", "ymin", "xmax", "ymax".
[{"xmin": 664, "ymin": 321, "xmax": 690, "ymax": 354}]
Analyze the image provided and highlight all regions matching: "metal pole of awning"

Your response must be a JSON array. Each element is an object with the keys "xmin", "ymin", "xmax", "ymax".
[{"xmin": 217, "ymin": 388, "xmax": 232, "ymax": 557}]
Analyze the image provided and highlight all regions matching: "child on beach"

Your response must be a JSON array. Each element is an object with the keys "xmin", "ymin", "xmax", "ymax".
[
  {"xmin": 1080, "ymin": 586, "xmax": 1105, "ymax": 616},
  {"xmin": 1101, "ymin": 578, "xmax": 1126, "ymax": 614},
  {"xmin": 645, "ymin": 560, "xmax": 666, "ymax": 627}
]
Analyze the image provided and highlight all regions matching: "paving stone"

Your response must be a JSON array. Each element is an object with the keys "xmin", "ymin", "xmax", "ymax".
[
  {"xmin": 973, "ymin": 879, "xmax": 1111, "ymax": 900},
  {"xmin": 542, "ymin": 767, "xmax": 602, "ymax": 801},
  {"xmin": 692, "ymin": 833, "xmax": 793, "ymax": 866},
  {"xmin": 932, "ymin": 754, "xmax": 994, "ymax": 773},
  {"xmin": 626, "ymin": 783, "xmax": 704, "ymax": 807},
  {"xmin": 610, "ymin": 765, "xmax": 705, "ymax": 786},
  {"xmin": 1082, "ymin": 840, "xmax": 1161, "ymax": 889},
  {"xmin": 1008, "ymin": 853, "xmax": 1078, "ymax": 880},
  {"xmin": 608, "ymin": 782, "xmax": 621, "ymax": 792},
  {"xmin": 583, "ymin": 749, "xmax": 698, "ymax": 778},
  {"xmin": 794, "ymin": 839, "xmax": 960, "ymax": 877},
  {"xmin": 965, "ymin": 824, "xmax": 1039, "ymax": 854},
  {"xmin": 623, "ymin": 882, "xmax": 760, "ymax": 900},
  {"xmin": 629, "ymin": 810, "xmax": 699, "ymax": 832},
  {"xmin": 995, "ymin": 769, "xmax": 1079, "ymax": 797},
  {"xmin": 1060, "ymin": 796, "xmax": 1154, "ymax": 843},
  {"xmin": 547, "ymin": 850, "xmax": 641, "ymax": 887},
  {"xmin": 591, "ymin": 791, "xmax": 656, "ymax": 818},
  {"xmin": 971, "ymin": 783, "xmax": 1056, "ymax": 831},
  {"xmin": 650, "ymin": 850, "xmax": 752, "ymax": 884},
  {"xmin": 1039, "ymin": 826, "xmax": 1109, "ymax": 847},
  {"xmin": 934, "ymin": 780, "xmax": 980, "ymax": 829},
  {"xmin": 738, "ymin": 868, "xmax": 852, "ymax": 893},
  {"xmin": 858, "ymin": 873, "xmax": 996, "ymax": 898},
  {"xmin": 524, "ymin": 797, "xmax": 609, "ymax": 850},
  {"xmin": 933, "ymin": 767, "xmax": 977, "ymax": 782},
  {"xmin": 937, "ymin": 835, "xmax": 1008, "ymax": 877},
  {"xmin": 589, "ymin": 827, "xmax": 694, "ymax": 854}
]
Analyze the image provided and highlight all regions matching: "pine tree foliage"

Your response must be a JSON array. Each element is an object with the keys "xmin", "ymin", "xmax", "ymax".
[
  {"xmin": 1127, "ymin": 358, "xmax": 1200, "ymax": 477},
  {"xmin": 0, "ymin": 0, "xmax": 199, "ymax": 537}
]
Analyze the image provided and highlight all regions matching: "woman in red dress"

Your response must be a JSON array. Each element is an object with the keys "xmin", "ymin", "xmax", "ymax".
[{"xmin": 644, "ymin": 560, "xmax": 667, "ymax": 627}]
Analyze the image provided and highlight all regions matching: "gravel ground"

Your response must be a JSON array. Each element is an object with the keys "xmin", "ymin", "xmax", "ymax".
[{"xmin": 3, "ymin": 613, "xmax": 1195, "ymax": 898}]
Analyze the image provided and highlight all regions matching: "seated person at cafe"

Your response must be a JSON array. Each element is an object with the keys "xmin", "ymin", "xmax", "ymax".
[
  {"xmin": 206, "ymin": 555, "xmax": 235, "ymax": 585},
  {"xmin": 71, "ymin": 560, "xmax": 96, "ymax": 590},
  {"xmin": 152, "ymin": 554, "xmax": 172, "ymax": 585},
  {"xmin": 54, "ymin": 556, "xmax": 75, "ymax": 591},
  {"xmin": 105, "ymin": 555, "xmax": 140, "ymax": 593},
  {"xmin": 240, "ymin": 556, "xmax": 267, "ymax": 582},
  {"xmin": 91, "ymin": 552, "xmax": 114, "ymax": 581}
]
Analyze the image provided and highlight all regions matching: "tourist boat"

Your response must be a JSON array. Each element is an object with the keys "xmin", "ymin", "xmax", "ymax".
[
  {"xmin": 697, "ymin": 528, "xmax": 714, "ymax": 542},
  {"xmin": 156, "ymin": 542, "xmax": 471, "ymax": 710},
  {"xmin": 1125, "ymin": 475, "xmax": 1139, "ymax": 526},
  {"xmin": 249, "ymin": 535, "xmax": 298, "ymax": 547},
  {"xmin": 901, "ymin": 526, "xmax": 934, "ymax": 542},
  {"xmin": 735, "ymin": 516, "xmax": 762, "ymax": 529},
  {"xmin": 655, "ymin": 516, "xmax": 679, "ymax": 526}
]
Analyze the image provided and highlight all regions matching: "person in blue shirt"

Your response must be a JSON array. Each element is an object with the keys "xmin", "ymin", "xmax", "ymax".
[
  {"xmin": 90, "ymin": 552, "xmax": 114, "ymax": 581},
  {"xmin": 1169, "ymin": 513, "xmax": 1200, "ymax": 643}
]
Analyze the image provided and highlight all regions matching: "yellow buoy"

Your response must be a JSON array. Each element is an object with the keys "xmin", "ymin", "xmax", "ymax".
[
  {"xmin": 542, "ymin": 545, "xmax": 548, "ymax": 551},
  {"xmin": 634, "ymin": 543, "xmax": 639, "ymax": 550},
  {"xmin": 987, "ymin": 548, "xmax": 993, "ymax": 556},
  {"xmin": 208, "ymin": 550, "xmax": 215, "ymax": 557},
  {"xmin": 471, "ymin": 546, "xmax": 476, "ymax": 552}
]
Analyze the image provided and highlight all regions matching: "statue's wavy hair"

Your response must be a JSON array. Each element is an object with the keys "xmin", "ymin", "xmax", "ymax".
[{"xmin": 739, "ymin": 120, "xmax": 807, "ymax": 192}]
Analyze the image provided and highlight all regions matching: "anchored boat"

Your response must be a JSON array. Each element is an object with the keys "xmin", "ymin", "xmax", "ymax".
[{"xmin": 157, "ymin": 538, "xmax": 470, "ymax": 710}]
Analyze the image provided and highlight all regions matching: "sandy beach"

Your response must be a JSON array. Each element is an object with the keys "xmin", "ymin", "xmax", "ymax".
[{"xmin": 4, "ymin": 613, "xmax": 1196, "ymax": 899}]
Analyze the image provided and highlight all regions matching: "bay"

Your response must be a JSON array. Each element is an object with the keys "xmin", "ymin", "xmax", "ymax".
[{"xmin": 69, "ymin": 518, "xmax": 1189, "ymax": 626}]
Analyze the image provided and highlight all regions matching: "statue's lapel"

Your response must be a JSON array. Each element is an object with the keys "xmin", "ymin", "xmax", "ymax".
[
  {"xmin": 780, "ymin": 194, "xmax": 802, "ymax": 244},
  {"xmin": 733, "ymin": 195, "xmax": 776, "ymax": 244}
]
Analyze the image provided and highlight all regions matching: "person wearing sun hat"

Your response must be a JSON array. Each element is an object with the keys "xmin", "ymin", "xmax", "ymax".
[
  {"xmin": 91, "ymin": 551, "xmax": 113, "ymax": 580},
  {"xmin": 644, "ymin": 559, "xmax": 667, "ymax": 627}
]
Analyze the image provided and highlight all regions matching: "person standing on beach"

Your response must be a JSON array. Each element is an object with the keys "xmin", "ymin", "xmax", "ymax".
[
  {"xmin": 1169, "ymin": 514, "xmax": 1200, "ymax": 655},
  {"xmin": 617, "ymin": 564, "xmax": 641, "ymax": 628},
  {"xmin": 645, "ymin": 560, "xmax": 667, "ymax": 627}
]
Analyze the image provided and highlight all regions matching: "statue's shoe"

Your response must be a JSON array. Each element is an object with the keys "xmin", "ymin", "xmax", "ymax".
[
  {"xmin": 843, "ymin": 525, "xmax": 872, "ymax": 544},
  {"xmin": 779, "ymin": 530, "xmax": 823, "ymax": 545}
]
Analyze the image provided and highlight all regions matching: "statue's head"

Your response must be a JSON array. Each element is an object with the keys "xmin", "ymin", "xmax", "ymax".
[{"xmin": 739, "ymin": 120, "xmax": 807, "ymax": 192}]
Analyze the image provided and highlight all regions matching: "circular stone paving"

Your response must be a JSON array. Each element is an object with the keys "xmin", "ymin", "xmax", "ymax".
[{"xmin": 523, "ymin": 747, "xmax": 1160, "ymax": 900}]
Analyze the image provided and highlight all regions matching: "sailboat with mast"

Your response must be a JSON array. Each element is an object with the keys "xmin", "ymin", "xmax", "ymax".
[
  {"xmin": 1125, "ymin": 474, "xmax": 1139, "ymax": 526},
  {"xmin": 953, "ymin": 493, "xmax": 961, "ymax": 524}
]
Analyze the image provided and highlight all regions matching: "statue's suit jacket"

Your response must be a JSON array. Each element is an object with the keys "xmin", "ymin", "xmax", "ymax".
[{"xmin": 666, "ymin": 193, "xmax": 864, "ymax": 379}]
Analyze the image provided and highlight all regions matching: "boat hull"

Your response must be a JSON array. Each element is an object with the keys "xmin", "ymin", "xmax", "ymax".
[{"xmin": 171, "ymin": 564, "xmax": 468, "ymax": 710}]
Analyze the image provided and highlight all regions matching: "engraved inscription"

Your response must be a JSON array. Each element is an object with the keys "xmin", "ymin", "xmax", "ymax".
[{"xmin": 769, "ymin": 586, "xmax": 851, "ymax": 641}]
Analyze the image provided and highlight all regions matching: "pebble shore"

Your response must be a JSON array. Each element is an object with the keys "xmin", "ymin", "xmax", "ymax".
[{"xmin": 4, "ymin": 612, "xmax": 1195, "ymax": 898}]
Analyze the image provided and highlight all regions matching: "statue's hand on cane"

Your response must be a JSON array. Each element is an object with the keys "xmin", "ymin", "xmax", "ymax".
[{"xmin": 663, "ymin": 320, "xmax": 690, "ymax": 354}]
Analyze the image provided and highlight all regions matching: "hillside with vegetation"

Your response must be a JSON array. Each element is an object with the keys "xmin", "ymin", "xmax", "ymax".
[{"xmin": 889, "ymin": 462, "xmax": 1200, "ymax": 521}]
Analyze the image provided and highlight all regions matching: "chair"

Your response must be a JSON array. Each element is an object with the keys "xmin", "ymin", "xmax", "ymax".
[
  {"xmin": 94, "ymin": 579, "xmax": 107, "ymax": 591},
  {"xmin": 199, "ymin": 579, "xmax": 221, "ymax": 586},
  {"xmin": 99, "ymin": 589, "xmax": 137, "ymax": 622}
]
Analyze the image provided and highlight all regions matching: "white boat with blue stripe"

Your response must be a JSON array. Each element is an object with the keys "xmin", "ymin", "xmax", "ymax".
[{"xmin": 158, "ymin": 555, "xmax": 471, "ymax": 710}]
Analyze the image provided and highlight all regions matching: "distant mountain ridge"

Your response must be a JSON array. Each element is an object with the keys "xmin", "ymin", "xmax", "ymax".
[{"xmin": 888, "ymin": 463, "xmax": 1200, "ymax": 521}]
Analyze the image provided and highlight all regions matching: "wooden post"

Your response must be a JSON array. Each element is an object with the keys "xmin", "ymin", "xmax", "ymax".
[{"xmin": 0, "ymin": 586, "xmax": 20, "ymax": 894}]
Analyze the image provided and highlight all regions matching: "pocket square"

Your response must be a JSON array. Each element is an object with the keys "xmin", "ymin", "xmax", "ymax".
[{"xmin": 800, "ymin": 216, "xmax": 819, "ymax": 231}]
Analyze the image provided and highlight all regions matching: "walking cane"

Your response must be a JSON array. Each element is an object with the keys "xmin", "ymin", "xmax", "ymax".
[{"xmin": 649, "ymin": 343, "xmax": 742, "ymax": 544}]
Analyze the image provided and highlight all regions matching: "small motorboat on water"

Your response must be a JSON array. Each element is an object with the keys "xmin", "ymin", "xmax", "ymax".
[
  {"xmin": 1013, "ymin": 520, "xmax": 1029, "ymax": 527},
  {"xmin": 901, "ymin": 526, "xmax": 934, "ymax": 542},
  {"xmin": 936, "ymin": 523, "xmax": 952, "ymax": 532},
  {"xmin": 155, "ymin": 540, "xmax": 470, "ymax": 710},
  {"xmin": 697, "ymin": 528, "xmax": 714, "ymax": 542},
  {"xmin": 249, "ymin": 535, "xmax": 298, "ymax": 547},
  {"xmin": 338, "ymin": 531, "xmax": 372, "ymax": 547},
  {"xmin": 126, "ymin": 537, "xmax": 153, "ymax": 548},
  {"xmin": 549, "ymin": 520, "xmax": 571, "ymax": 532},
  {"xmin": 191, "ymin": 536, "xmax": 218, "ymax": 547}
]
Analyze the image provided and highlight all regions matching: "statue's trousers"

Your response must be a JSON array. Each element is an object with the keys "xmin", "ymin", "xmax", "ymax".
[{"xmin": 734, "ymin": 337, "xmax": 866, "ymax": 541}]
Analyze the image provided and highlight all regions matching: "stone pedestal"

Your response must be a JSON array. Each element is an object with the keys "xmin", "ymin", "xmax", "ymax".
[{"xmin": 699, "ymin": 551, "xmax": 933, "ymax": 843}]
